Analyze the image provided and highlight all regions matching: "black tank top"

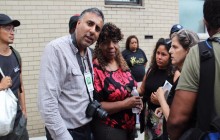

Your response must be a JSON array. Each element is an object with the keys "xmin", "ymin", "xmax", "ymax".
[{"xmin": 144, "ymin": 68, "xmax": 173, "ymax": 111}]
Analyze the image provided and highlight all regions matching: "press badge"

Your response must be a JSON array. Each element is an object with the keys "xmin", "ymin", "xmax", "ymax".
[{"xmin": 84, "ymin": 72, "xmax": 94, "ymax": 92}]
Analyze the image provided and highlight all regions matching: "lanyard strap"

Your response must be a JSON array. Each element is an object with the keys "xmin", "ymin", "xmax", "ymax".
[
  {"xmin": 76, "ymin": 51, "xmax": 93, "ymax": 102},
  {"xmin": 72, "ymin": 34, "xmax": 93, "ymax": 102}
]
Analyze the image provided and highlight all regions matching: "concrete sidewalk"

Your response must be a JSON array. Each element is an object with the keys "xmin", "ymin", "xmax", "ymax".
[{"xmin": 30, "ymin": 136, "xmax": 46, "ymax": 140}]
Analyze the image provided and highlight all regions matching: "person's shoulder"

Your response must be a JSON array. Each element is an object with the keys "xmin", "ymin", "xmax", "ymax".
[
  {"xmin": 122, "ymin": 49, "xmax": 127, "ymax": 53},
  {"xmin": 188, "ymin": 43, "xmax": 199, "ymax": 56},
  {"xmin": 10, "ymin": 46, "xmax": 21, "ymax": 65},
  {"xmin": 46, "ymin": 35, "xmax": 70, "ymax": 48},
  {"xmin": 212, "ymin": 33, "xmax": 220, "ymax": 48},
  {"xmin": 173, "ymin": 70, "xmax": 180, "ymax": 83},
  {"xmin": 122, "ymin": 49, "xmax": 130, "ymax": 56},
  {"xmin": 137, "ymin": 48, "xmax": 144, "ymax": 52},
  {"xmin": 10, "ymin": 46, "xmax": 20, "ymax": 55},
  {"xmin": 137, "ymin": 48, "xmax": 146, "ymax": 54}
]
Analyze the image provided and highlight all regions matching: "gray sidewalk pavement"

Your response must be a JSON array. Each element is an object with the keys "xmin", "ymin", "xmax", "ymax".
[{"xmin": 30, "ymin": 136, "xmax": 46, "ymax": 140}]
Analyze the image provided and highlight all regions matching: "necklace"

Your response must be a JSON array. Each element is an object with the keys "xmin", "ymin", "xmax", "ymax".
[{"xmin": 107, "ymin": 63, "xmax": 119, "ymax": 71}]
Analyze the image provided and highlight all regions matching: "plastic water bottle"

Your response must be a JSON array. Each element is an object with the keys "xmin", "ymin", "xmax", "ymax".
[{"xmin": 131, "ymin": 87, "xmax": 139, "ymax": 113}]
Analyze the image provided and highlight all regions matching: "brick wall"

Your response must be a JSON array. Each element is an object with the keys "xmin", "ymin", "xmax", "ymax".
[{"xmin": 0, "ymin": 0, "xmax": 179, "ymax": 137}]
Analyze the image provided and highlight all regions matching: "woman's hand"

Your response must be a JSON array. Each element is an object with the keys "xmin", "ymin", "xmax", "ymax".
[
  {"xmin": 155, "ymin": 107, "xmax": 163, "ymax": 118},
  {"xmin": 150, "ymin": 92, "xmax": 160, "ymax": 105},
  {"xmin": 155, "ymin": 87, "xmax": 167, "ymax": 103},
  {"xmin": 123, "ymin": 96, "xmax": 142, "ymax": 109}
]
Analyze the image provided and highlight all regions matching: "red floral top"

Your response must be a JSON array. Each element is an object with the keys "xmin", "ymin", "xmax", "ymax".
[{"xmin": 93, "ymin": 59, "xmax": 137, "ymax": 131}]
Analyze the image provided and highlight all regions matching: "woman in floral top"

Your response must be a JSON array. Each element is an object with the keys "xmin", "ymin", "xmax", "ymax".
[{"xmin": 92, "ymin": 22, "xmax": 142, "ymax": 140}]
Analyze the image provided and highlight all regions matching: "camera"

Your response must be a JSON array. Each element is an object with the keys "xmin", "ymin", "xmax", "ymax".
[{"xmin": 86, "ymin": 100, "xmax": 108, "ymax": 119}]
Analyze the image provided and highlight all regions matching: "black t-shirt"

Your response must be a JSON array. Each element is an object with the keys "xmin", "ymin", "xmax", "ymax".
[
  {"xmin": 122, "ymin": 48, "xmax": 147, "ymax": 82},
  {"xmin": 0, "ymin": 51, "xmax": 22, "ymax": 128},
  {"xmin": 0, "ymin": 53, "xmax": 21, "ymax": 97}
]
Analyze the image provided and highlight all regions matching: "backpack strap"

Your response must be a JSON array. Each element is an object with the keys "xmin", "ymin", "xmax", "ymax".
[
  {"xmin": 10, "ymin": 46, "xmax": 21, "ymax": 71},
  {"xmin": 9, "ymin": 46, "xmax": 22, "ymax": 93},
  {"xmin": 197, "ymin": 40, "xmax": 216, "ymax": 131}
]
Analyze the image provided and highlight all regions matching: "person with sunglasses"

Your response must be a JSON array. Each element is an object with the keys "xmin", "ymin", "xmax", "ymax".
[{"xmin": 0, "ymin": 13, "xmax": 29, "ymax": 140}]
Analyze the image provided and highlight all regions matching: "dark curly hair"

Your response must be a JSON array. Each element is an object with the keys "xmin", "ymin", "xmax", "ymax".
[
  {"xmin": 125, "ymin": 35, "xmax": 139, "ymax": 50},
  {"xmin": 93, "ymin": 22, "xmax": 129, "ymax": 71},
  {"xmin": 203, "ymin": 0, "xmax": 220, "ymax": 30},
  {"xmin": 149, "ymin": 38, "xmax": 174, "ymax": 77}
]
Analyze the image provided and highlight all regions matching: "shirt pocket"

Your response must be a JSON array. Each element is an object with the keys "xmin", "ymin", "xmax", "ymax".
[
  {"xmin": 71, "ymin": 68, "xmax": 81, "ymax": 76},
  {"xmin": 69, "ymin": 68, "xmax": 83, "ymax": 90}
]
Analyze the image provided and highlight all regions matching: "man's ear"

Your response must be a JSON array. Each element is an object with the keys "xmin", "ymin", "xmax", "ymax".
[{"xmin": 77, "ymin": 19, "xmax": 81, "ymax": 25}]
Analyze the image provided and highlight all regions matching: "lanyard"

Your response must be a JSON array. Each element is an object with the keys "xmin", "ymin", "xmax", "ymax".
[
  {"xmin": 76, "ymin": 52, "xmax": 93, "ymax": 75},
  {"xmin": 72, "ymin": 34, "xmax": 93, "ymax": 102}
]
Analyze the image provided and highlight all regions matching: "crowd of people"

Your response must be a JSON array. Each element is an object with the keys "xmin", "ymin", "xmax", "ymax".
[{"xmin": 0, "ymin": 0, "xmax": 220, "ymax": 140}]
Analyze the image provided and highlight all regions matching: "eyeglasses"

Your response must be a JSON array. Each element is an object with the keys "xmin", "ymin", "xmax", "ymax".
[{"xmin": 0, "ymin": 25, "xmax": 17, "ymax": 33}]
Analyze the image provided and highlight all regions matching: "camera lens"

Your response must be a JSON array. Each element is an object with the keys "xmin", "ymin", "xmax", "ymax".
[{"xmin": 96, "ymin": 108, "xmax": 108, "ymax": 119}]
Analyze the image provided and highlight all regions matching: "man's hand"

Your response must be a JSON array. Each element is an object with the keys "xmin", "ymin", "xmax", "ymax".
[{"xmin": 0, "ymin": 76, "xmax": 12, "ymax": 90}]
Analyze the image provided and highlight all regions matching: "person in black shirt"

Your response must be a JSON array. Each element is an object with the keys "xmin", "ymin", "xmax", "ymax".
[
  {"xmin": 0, "ymin": 13, "xmax": 28, "ymax": 140},
  {"xmin": 122, "ymin": 35, "xmax": 147, "ymax": 83}
]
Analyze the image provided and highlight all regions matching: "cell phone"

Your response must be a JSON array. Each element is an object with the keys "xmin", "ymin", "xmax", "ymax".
[{"xmin": 162, "ymin": 80, "xmax": 172, "ymax": 99}]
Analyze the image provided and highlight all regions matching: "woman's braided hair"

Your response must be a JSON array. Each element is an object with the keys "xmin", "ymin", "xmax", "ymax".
[{"xmin": 93, "ymin": 22, "xmax": 130, "ymax": 71}]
